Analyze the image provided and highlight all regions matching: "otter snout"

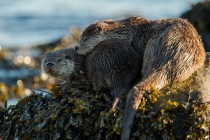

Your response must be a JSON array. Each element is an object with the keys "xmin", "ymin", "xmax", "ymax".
[
  {"xmin": 75, "ymin": 45, "xmax": 91, "ymax": 55},
  {"xmin": 75, "ymin": 45, "xmax": 87, "ymax": 55},
  {"xmin": 46, "ymin": 62, "xmax": 54, "ymax": 68},
  {"xmin": 43, "ymin": 61, "xmax": 56, "ymax": 74},
  {"xmin": 74, "ymin": 45, "xmax": 79, "ymax": 51}
]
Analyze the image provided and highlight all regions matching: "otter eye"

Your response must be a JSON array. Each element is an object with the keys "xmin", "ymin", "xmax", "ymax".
[
  {"xmin": 97, "ymin": 26, "xmax": 102, "ymax": 32},
  {"xmin": 83, "ymin": 38, "xmax": 88, "ymax": 42},
  {"xmin": 65, "ymin": 55, "xmax": 71, "ymax": 59}
]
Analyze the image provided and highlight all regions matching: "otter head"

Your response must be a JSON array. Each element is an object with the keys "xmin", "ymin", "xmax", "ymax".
[
  {"xmin": 41, "ymin": 48, "xmax": 77, "ymax": 81},
  {"xmin": 75, "ymin": 20, "xmax": 131, "ymax": 55}
]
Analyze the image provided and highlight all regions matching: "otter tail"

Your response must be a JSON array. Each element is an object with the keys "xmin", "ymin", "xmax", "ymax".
[
  {"xmin": 121, "ymin": 77, "xmax": 164, "ymax": 140},
  {"xmin": 121, "ymin": 87, "xmax": 145, "ymax": 140}
]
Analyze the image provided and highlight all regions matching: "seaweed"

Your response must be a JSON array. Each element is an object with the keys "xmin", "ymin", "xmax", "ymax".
[{"xmin": 0, "ymin": 60, "xmax": 210, "ymax": 140}]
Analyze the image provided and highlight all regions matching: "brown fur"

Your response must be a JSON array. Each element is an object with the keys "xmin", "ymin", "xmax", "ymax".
[
  {"xmin": 75, "ymin": 16, "xmax": 206, "ymax": 140},
  {"xmin": 42, "ymin": 38, "xmax": 140, "ymax": 108}
]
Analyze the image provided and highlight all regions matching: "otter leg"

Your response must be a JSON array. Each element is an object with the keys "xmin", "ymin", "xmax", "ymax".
[
  {"xmin": 121, "ymin": 88, "xmax": 143, "ymax": 140},
  {"xmin": 109, "ymin": 73, "xmax": 134, "ymax": 109},
  {"xmin": 121, "ymin": 74, "xmax": 167, "ymax": 140},
  {"xmin": 111, "ymin": 88, "xmax": 130, "ymax": 109}
]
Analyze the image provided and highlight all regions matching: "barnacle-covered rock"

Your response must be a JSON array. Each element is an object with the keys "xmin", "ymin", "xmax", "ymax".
[{"xmin": 0, "ymin": 53, "xmax": 210, "ymax": 140}]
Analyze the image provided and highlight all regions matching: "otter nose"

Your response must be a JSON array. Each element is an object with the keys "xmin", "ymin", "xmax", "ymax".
[
  {"xmin": 74, "ymin": 45, "xmax": 79, "ymax": 50},
  {"xmin": 46, "ymin": 62, "xmax": 54, "ymax": 67}
]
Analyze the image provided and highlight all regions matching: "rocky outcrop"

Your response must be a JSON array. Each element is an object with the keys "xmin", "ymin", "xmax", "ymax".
[{"xmin": 0, "ymin": 53, "xmax": 210, "ymax": 140}]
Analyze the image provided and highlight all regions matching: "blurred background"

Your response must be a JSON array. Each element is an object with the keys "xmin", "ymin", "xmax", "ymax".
[{"xmin": 0, "ymin": 0, "xmax": 209, "ymax": 107}]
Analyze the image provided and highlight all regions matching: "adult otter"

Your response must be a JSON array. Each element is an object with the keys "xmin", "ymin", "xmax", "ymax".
[
  {"xmin": 74, "ymin": 16, "xmax": 206, "ymax": 140},
  {"xmin": 42, "ymin": 38, "xmax": 140, "ymax": 108}
]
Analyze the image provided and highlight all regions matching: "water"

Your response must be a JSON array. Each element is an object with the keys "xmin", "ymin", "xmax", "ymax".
[
  {"xmin": 7, "ymin": 98, "xmax": 18, "ymax": 107},
  {"xmin": 0, "ymin": 0, "xmax": 202, "ymax": 47}
]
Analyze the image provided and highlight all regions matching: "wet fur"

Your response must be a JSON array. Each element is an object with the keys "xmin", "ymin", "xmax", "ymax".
[
  {"xmin": 75, "ymin": 16, "xmax": 206, "ymax": 140},
  {"xmin": 42, "ymin": 38, "xmax": 140, "ymax": 108},
  {"xmin": 42, "ymin": 48, "xmax": 84, "ymax": 81},
  {"xmin": 86, "ymin": 38, "xmax": 140, "ymax": 107}
]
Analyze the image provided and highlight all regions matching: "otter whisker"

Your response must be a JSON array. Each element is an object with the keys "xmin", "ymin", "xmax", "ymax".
[{"xmin": 32, "ymin": 69, "xmax": 41, "ymax": 77}]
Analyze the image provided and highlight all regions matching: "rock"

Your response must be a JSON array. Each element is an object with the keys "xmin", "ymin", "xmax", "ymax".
[
  {"xmin": 0, "ymin": 53, "xmax": 210, "ymax": 140},
  {"xmin": 181, "ymin": 1, "xmax": 210, "ymax": 52}
]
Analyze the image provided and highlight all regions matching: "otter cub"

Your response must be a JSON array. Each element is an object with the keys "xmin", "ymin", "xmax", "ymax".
[
  {"xmin": 42, "ymin": 38, "xmax": 140, "ymax": 108},
  {"xmin": 41, "ymin": 48, "xmax": 84, "ymax": 82}
]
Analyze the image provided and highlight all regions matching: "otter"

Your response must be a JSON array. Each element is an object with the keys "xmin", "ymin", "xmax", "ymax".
[
  {"xmin": 42, "ymin": 38, "xmax": 140, "ymax": 108},
  {"xmin": 74, "ymin": 16, "xmax": 206, "ymax": 140}
]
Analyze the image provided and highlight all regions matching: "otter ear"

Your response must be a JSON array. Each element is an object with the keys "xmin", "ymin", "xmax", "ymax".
[
  {"xmin": 94, "ymin": 26, "xmax": 102, "ymax": 32},
  {"xmin": 95, "ymin": 21, "xmax": 110, "ymax": 32}
]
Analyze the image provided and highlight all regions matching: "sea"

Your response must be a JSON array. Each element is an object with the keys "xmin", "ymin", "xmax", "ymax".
[{"xmin": 0, "ymin": 0, "xmax": 202, "ymax": 48}]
